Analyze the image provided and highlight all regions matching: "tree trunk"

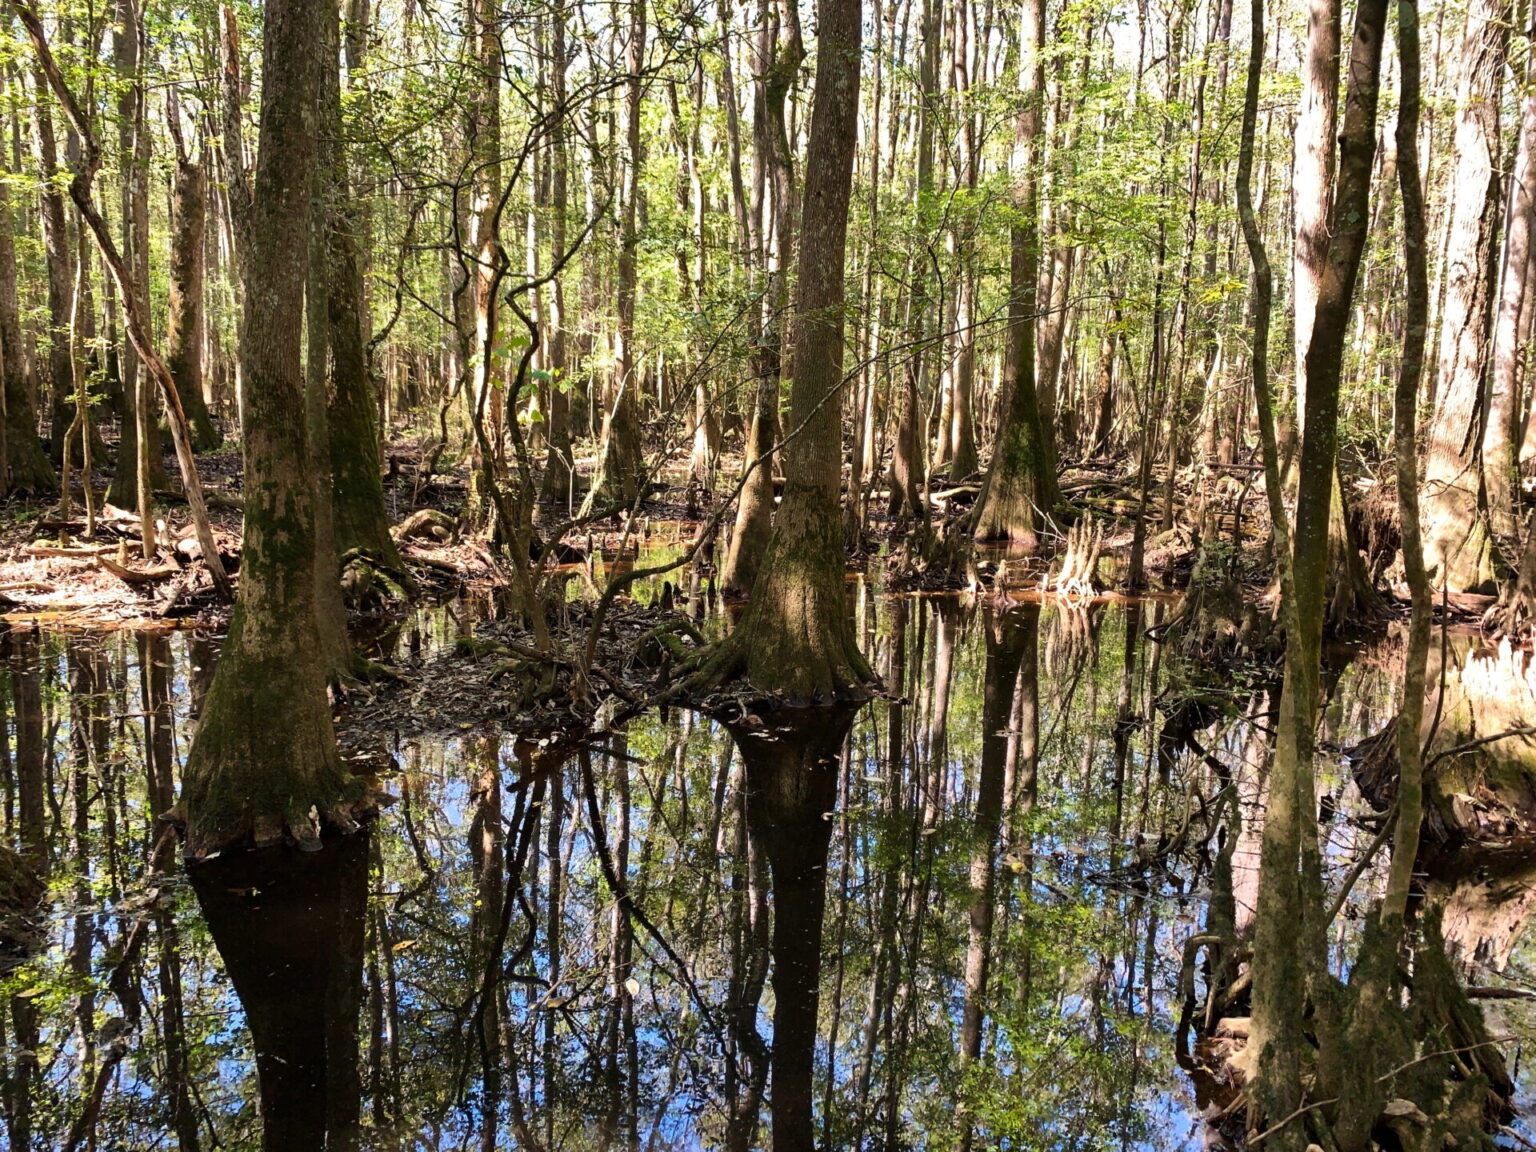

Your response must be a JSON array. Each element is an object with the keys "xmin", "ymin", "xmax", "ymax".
[
  {"xmin": 887, "ymin": 0, "xmax": 937, "ymax": 527},
  {"xmin": 104, "ymin": 0, "xmax": 171, "ymax": 526},
  {"xmin": 972, "ymin": 0, "xmax": 1058, "ymax": 546},
  {"xmin": 17, "ymin": 6, "xmax": 233, "ymax": 598},
  {"xmin": 582, "ymin": 0, "xmax": 646, "ymax": 513},
  {"xmin": 1291, "ymin": 0, "xmax": 1339, "ymax": 412},
  {"xmin": 698, "ymin": 0, "xmax": 870, "ymax": 702},
  {"xmin": 948, "ymin": 270, "xmax": 979, "ymax": 478},
  {"xmin": 539, "ymin": 3, "xmax": 574, "ymax": 507},
  {"xmin": 1387, "ymin": 0, "xmax": 1431, "ymax": 943},
  {"xmin": 306, "ymin": 116, "xmax": 353, "ymax": 681},
  {"xmin": 1290, "ymin": 0, "xmax": 1380, "ymax": 626},
  {"xmin": 1421, "ymin": 0, "xmax": 1509, "ymax": 594},
  {"xmin": 167, "ymin": 155, "xmax": 220, "ymax": 451},
  {"xmin": 179, "ymin": 0, "xmax": 370, "ymax": 856},
  {"xmin": 319, "ymin": 14, "xmax": 409, "ymax": 586},
  {"xmin": 34, "ymin": 84, "xmax": 77, "ymax": 466},
  {"xmin": 720, "ymin": 0, "xmax": 800, "ymax": 594},
  {"xmin": 1484, "ymin": 9, "xmax": 1536, "ymax": 550},
  {"xmin": 1247, "ymin": 0, "xmax": 1388, "ymax": 1137},
  {"xmin": 0, "ymin": 128, "xmax": 52, "ymax": 493}
]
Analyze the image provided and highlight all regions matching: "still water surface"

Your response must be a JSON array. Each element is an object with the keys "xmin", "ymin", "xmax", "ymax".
[{"xmin": 2, "ymin": 574, "xmax": 1532, "ymax": 1150}]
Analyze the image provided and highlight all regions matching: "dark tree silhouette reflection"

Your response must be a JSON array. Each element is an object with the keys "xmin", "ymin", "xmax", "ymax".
[{"xmin": 189, "ymin": 832, "xmax": 370, "ymax": 1151}]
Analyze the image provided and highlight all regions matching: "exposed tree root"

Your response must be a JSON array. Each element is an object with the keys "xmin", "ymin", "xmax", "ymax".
[{"xmin": 1045, "ymin": 515, "xmax": 1105, "ymax": 598}]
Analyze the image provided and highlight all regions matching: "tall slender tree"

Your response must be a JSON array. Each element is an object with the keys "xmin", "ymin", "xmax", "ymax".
[
  {"xmin": 0, "ymin": 106, "xmax": 53, "ymax": 493},
  {"xmin": 583, "ymin": 0, "xmax": 647, "ymax": 513},
  {"xmin": 1420, "ymin": 0, "xmax": 1510, "ymax": 593},
  {"xmin": 1246, "ymin": 0, "xmax": 1389, "ymax": 1138},
  {"xmin": 697, "ymin": 0, "xmax": 869, "ymax": 701},
  {"xmin": 720, "ymin": 0, "xmax": 801, "ymax": 594},
  {"xmin": 972, "ymin": 0, "xmax": 1058, "ymax": 547}
]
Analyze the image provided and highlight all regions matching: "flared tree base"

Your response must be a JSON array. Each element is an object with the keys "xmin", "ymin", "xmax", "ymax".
[
  {"xmin": 177, "ymin": 606, "xmax": 376, "ymax": 859},
  {"xmin": 691, "ymin": 485, "xmax": 876, "ymax": 707}
]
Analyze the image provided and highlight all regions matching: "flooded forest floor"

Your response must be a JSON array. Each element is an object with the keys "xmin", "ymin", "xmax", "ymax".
[{"xmin": 3, "ymin": 443, "xmax": 1536, "ymax": 1150}]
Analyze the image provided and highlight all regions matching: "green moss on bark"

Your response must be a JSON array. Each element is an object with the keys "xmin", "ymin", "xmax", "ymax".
[
  {"xmin": 696, "ymin": 483, "xmax": 874, "ymax": 705},
  {"xmin": 179, "ymin": 602, "xmax": 371, "ymax": 858}
]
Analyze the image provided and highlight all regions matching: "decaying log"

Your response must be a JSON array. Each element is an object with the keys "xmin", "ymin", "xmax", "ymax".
[
  {"xmin": 402, "ymin": 546, "xmax": 470, "ymax": 575},
  {"xmin": 97, "ymin": 555, "xmax": 181, "ymax": 583},
  {"xmin": 395, "ymin": 508, "xmax": 458, "ymax": 543},
  {"xmin": 26, "ymin": 543, "xmax": 118, "ymax": 558}
]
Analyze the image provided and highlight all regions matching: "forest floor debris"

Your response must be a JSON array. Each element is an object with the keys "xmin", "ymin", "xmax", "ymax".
[{"xmin": 340, "ymin": 595, "xmax": 704, "ymax": 748}]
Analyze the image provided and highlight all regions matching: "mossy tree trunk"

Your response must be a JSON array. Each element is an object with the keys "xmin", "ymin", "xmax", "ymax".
[
  {"xmin": 320, "ymin": 13, "xmax": 408, "ymax": 586},
  {"xmin": 972, "ymin": 0, "xmax": 1057, "ymax": 547},
  {"xmin": 700, "ymin": 0, "xmax": 871, "ymax": 703},
  {"xmin": 179, "ymin": 0, "xmax": 368, "ymax": 858},
  {"xmin": 307, "ymin": 146, "xmax": 354, "ymax": 680}
]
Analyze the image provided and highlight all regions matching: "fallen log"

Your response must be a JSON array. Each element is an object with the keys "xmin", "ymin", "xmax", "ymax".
[
  {"xmin": 402, "ymin": 547, "xmax": 471, "ymax": 575},
  {"xmin": 154, "ymin": 487, "xmax": 244, "ymax": 510},
  {"xmin": 395, "ymin": 508, "xmax": 458, "ymax": 543},
  {"xmin": 97, "ymin": 555, "xmax": 181, "ymax": 584},
  {"xmin": 26, "ymin": 543, "xmax": 118, "ymax": 558}
]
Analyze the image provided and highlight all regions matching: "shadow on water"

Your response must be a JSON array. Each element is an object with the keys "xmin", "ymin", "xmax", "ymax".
[{"xmin": 4, "ymin": 581, "xmax": 1536, "ymax": 1148}]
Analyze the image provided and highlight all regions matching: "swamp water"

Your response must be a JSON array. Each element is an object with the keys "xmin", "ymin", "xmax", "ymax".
[{"xmin": 3, "ymin": 576, "xmax": 1536, "ymax": 1150}]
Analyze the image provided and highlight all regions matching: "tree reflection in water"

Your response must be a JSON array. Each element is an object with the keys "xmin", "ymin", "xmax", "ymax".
[{"xmin": 1, "ymin": 595, "xmax": 1533, "ymax": 1150}]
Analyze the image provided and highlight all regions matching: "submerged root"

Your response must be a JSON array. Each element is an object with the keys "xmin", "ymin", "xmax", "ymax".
[
  {"xmin": 634, "ymin": 617, "xmax": 705, "ymax": 669},
  {"xmin": 177, "ymin": 623, "xmax": 385, "ymax": 859},
  {"xmin": 350, "ymin": 655, "xmax": 406, "ymax": 684},
  {"xmin": 683, "ymin": 618, "xmax": 877, "ymax": 713},
  {"xmin": 169, "ymin": 786, "xmax": 381, "ymax": 860},
  {"xmin": 885, "ymin": 514, "xmax": 973, "ymax": 592}
]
